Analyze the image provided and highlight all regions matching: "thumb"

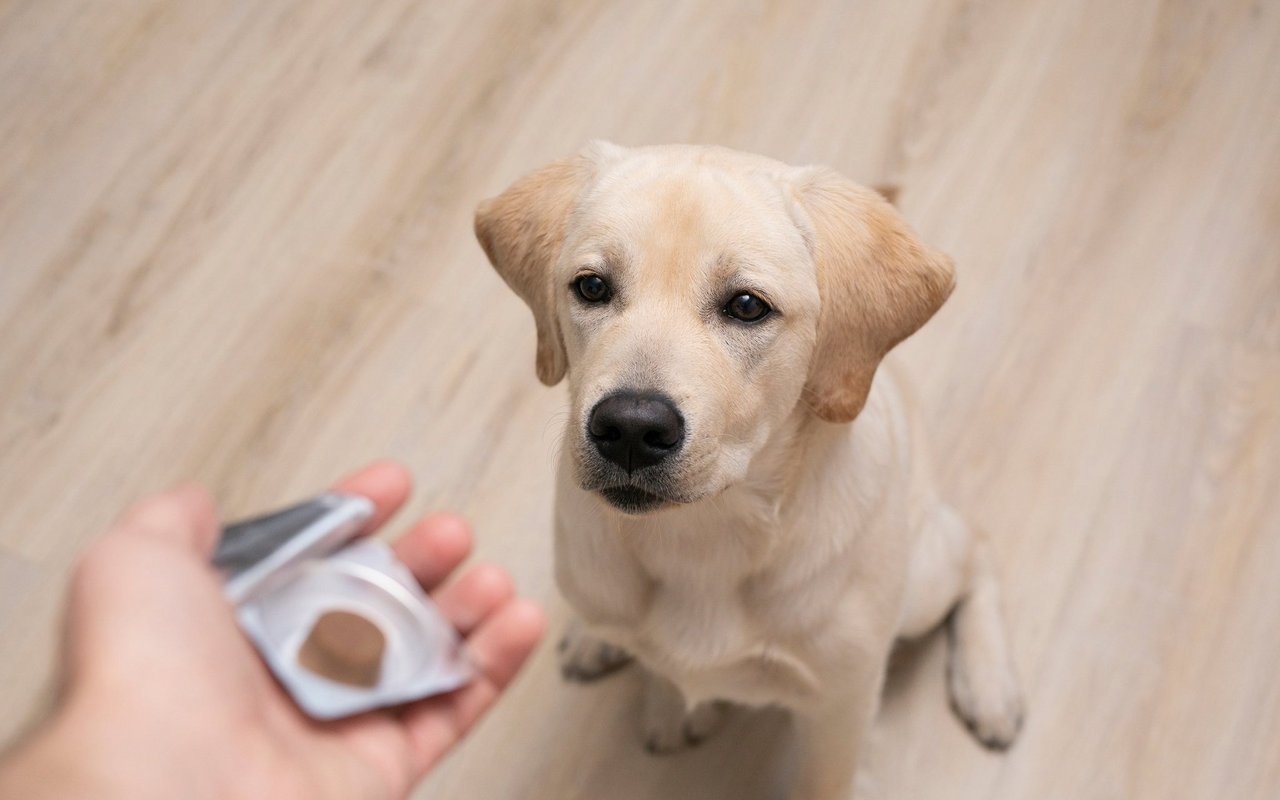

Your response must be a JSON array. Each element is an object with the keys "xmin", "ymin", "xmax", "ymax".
[{"xmin": 112, "ymin": 484, "xmax": 220, "ymax": 558}]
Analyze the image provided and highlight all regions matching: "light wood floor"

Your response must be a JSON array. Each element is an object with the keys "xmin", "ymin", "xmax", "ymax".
[{"xmin": 2, "ymin": 1, "xmax": 1278, "ymax": 797}]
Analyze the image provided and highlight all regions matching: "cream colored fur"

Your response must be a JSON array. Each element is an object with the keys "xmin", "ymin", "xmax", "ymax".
[{"xmin": 475, "ymin": 143, "xmax": 1023, "ymax": 799}]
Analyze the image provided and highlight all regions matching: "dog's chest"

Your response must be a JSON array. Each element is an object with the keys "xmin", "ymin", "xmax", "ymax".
[
  {"xmin": 616, "ymin": 521, "xmax": 830, "ymax": 706},
  {"xmin": 641, "ymin": 566, "xmax": 755, "ymax": 663}
]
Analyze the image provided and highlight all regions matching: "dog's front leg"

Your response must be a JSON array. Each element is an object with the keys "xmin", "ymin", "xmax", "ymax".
[
  {"xmin": 641, "ymin": 671, "xmax": 726, "ymax": 754},
  {"xmin": 790, "ymin": 664, "xmax": 886, "ymax": 800},
  {"xmin": 558, "ymin": 616, "xmax": 633, "ymax": 681}
]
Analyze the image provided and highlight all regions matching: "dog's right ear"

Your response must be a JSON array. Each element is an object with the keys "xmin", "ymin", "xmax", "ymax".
[{"xmin": 474, "ymin": 143, "xmax": 621, "ymax": 385}]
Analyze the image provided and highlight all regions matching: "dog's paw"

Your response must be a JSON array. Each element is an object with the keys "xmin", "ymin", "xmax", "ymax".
[
  {"xmin": 558, "ymin": 625, "xmax": 632, "ymax": 682},
  {"xmin": 946, "ymin": 646, "xmax": 1025, "ymax": 750},
  {"xmin": 643, "ymin": 701, "xmax": 726, "ymax": 755}
]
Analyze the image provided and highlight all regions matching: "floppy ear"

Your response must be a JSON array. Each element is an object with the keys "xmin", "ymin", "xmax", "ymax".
[
  {"xmin": 789, "ymin": 168, "xmax": 956, "ymax": 423},
  {"xmin": 475, "ymin": 147, "xmax": 615, "ymax": 385}
]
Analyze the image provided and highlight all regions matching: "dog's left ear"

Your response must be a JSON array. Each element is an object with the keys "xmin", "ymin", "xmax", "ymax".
[
  {"xmin": 788, "ymin": 168, "xmax": 956, "ymax": 423},
  {"xmin": 475, "ymin": 142, "xmax": 624, "ymax": 385}
]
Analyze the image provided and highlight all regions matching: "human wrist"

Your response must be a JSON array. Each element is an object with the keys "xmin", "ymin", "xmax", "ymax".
[
  {"xmin": 0, "ymin": 699, "xmax": 204, "ymax": 800},
  {"xmin": 0, "ymin": 710, "xmax": 113, "ymax": 800}
]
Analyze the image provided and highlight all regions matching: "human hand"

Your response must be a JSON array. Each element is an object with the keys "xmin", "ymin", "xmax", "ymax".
[{"xmin": 0, "ymin": 461, "xmax": 545, "ymax": 800}]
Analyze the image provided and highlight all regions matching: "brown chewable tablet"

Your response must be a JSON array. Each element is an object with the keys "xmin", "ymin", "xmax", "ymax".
[{"xmin": 296, "ymin": 609, "xmax": 386, "ymax": 688}]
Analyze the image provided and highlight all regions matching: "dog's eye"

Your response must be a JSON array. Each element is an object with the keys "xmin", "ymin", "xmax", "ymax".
[
  {"xmin": 723, "ymin": 292, "xmax": 771, "ymax": 323},
  {"xmin": 574, "ymin": 274, "xmax": 612, "ymax": 304}
]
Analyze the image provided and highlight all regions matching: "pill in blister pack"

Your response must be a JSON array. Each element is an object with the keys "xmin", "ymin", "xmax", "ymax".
[{"xmin": 215, "ymin": 493, "xmax": 473, "ymax": 719}]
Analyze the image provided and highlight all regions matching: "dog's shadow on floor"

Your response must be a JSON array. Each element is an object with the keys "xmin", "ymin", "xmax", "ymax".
[
  {"xmin": 882, "ymin": 631, "xmax": 948, "ymax": 710},
  {"xmin": 508, "ymin": 625, "xmax": 949, "ymax": 800}
]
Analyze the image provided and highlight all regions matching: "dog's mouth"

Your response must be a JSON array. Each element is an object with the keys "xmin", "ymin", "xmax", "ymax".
[{"xmin": 596, "ymin": 485, "xmax": 671, "ymax": 515}]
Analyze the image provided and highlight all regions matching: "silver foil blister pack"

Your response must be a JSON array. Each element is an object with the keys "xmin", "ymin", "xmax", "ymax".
[{"xmin": 215, "ymin": 493, "xmax": 473, "ymax": 719}]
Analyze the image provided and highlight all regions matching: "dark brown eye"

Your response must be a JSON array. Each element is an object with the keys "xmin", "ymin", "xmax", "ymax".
[
  {"xmin": 723, "ymin": 292, "xmax": 771, "ymax": 322},
  {"xmin": 574, "ymin": 274, "xmax": 611, "ymax": 304}
]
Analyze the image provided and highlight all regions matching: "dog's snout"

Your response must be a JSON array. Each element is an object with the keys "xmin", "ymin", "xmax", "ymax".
[{"xmin": 587, "ymin": 392, "xmax": 684, "ymax": 472}]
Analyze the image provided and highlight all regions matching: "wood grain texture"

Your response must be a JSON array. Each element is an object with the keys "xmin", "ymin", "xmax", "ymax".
[{"xmin": 1, "ymin": 1, "xmax": 1277, "ymax": 797}]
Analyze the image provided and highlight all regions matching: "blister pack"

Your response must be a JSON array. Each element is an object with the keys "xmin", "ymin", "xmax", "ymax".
[{"xmin": 215, "ymin": 493, "xmax": 472, "ymax": 719}]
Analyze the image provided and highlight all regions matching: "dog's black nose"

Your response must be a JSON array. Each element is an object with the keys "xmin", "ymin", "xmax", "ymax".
[{"xmin": 588, "ymin": 392, "xmax": 684, "ymax": 472}]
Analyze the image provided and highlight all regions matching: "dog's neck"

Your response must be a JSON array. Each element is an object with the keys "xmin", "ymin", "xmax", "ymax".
[{"xmin": 721, "ymin": 402, "xmax": 825, "ymax": 524}]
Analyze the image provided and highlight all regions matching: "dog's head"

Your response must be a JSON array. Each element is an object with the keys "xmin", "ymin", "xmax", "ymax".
[{"xmin": 475, "ymin": 143, "xmax": 953, "ymax": 515}]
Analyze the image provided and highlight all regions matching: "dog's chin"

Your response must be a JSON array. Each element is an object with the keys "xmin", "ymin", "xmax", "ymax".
[{"xmin": 595, "ymin": 485, "xmax": 672, "ymax": 515}]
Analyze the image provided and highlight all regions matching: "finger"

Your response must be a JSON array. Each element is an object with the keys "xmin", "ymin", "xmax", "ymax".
[
  {"xmin": 398, "ymin": 599, "xmax": 545, "ymax": 775},
  {"xmin": 390, "ymin": 513, "xmax": 472, "ymax": 590},
  {"xmin": 463, "ymin": 598, "xmax": 546, "ymax": 687},
  {"xmin": 330, "ymin": 460, "xmax": 413, "ymax": 533},
  {"xmin": 114, "ymin": 484, "xmax": 219, "ymax": 557},
  {"xmin": 430, "ymin": 563, "xmax": 514, "ymax": 636}
]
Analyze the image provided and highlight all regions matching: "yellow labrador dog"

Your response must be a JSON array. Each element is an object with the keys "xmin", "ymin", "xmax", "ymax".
[{"xmin": 475, "ymin": 143, "xmax": 1023, "ymax": 798}]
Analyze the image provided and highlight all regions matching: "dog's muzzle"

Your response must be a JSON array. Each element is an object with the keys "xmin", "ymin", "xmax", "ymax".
[{"xmin": 583, "ymin": 391, "xmax": 685, "ymax": 513}]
